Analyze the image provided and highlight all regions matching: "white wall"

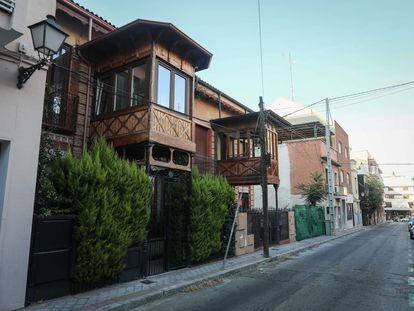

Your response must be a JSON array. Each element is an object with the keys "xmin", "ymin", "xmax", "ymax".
[
  {"xmin": 0, "ymin": 1, "xmax": 55, "ymax": 310},
  {"xmin": 253, "ymin": 144, "xmax": 304, "ymax": 210}
]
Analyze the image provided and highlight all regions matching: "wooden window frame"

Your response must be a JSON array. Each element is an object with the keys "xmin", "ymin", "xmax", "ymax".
[
  {"xmin": 155, "ymin": 60, "xmax": 189, "ymax": 115},
  {"xmin": 44, "ymin": 43, "xmax": 73, "ymax": 131},
  {"xmin": 94, "ymin": 58, "xmax": 150, "ymax": 116}
]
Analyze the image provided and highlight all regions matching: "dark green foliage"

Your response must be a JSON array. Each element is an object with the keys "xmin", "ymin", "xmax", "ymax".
[
  {"xmin": 34, "ymin": 132, "xmax": 70, "ymax": 216},
  {"xmin": 51, "ymin": 138, "xmax": 151, "ymax": 284},
  {"xmin": 165, "ymin": 174, "xmax": 190, "ymax": 268},
  {"xmin": 190, "ymin": 169, "xmax": 235, "ymax": 262},
  {"xmin": 221, "ymin": 202, "xmax": 237, "ymax": 255},
  {"xmin": 360, "ymin": 175, "xmax": 384, "ymax": 215},
  {"xmin": 296, "ymin": 172, "xmax": 327, "ymax": 206}
]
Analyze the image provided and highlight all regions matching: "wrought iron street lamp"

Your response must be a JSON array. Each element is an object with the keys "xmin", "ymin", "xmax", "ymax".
[{"xmin": 17, "ymin": 15, "xmax": 68, "ymax": 89}]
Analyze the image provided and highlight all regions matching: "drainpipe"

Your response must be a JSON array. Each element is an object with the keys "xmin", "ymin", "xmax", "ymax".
[
  {"xmin": 218, "ymin": 92, "xmax": 222, "ymax": 118},
  {"xmin": 88, "ymin": 18, "xmax": 93, "ymax": 41}
]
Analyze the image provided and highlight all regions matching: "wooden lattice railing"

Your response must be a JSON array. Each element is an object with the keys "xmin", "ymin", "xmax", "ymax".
[
  {"xmin": 89, "ymin": 104, "xmax": 194, "ymax": 150},
  {"xmin": 216, "ymin": 157, "xmax": 279, "ymax": 185},
  {"xmin": 150, "ymin": 105, "xmax": 192, "ymax": 142},
  {"xmin": 90, "ymin": 106, "xmax": 149, "ymax": 140}
]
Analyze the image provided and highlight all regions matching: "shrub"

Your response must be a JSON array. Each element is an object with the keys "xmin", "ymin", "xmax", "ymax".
[
  {"xmin": 296, "ymin": 172, "xmax": 327, "ymax": 206},
  {"xmin": 34, "ymin": 132, "xmax": 69, "ymax": 216},
  {"xmin": 190, "ymin": 169, "xmax": 235, "ymax": 262},
  {"xmin": 51, "ymin": 138, "xmax": 151, "ymax": 284}
]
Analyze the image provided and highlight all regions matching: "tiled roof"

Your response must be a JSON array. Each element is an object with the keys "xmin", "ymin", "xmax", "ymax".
[{"xmin": 60, "ymin": 0, "xmax": 116, "ymax": 28}]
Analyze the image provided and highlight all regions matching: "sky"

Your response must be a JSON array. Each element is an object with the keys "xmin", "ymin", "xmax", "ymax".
[{"xmin": 77, "ymin": 0, "xmax": 414, "ymax": 176}]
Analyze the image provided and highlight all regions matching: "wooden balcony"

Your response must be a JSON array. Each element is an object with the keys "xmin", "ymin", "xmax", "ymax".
[
  {"xmin": 90, "ymin": 104, "xmax": 195, "ymax": 152},
  {"xmin": 211, "ymin": 111, "xmax": 289, "ymax": 186},
  {"xmin": 217, "ymin": 157, "xmax": 279, "ymax": 186}
]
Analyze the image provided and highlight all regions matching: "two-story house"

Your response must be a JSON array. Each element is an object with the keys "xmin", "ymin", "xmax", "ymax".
[{"xmin": 38, "ymin": 0, "xmax": 287, "ymax": 278}]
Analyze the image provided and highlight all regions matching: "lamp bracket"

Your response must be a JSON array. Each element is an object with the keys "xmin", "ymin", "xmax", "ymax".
[{"xmin": 17, "ymin": 58, "xmax": 48, "ymax": 89}]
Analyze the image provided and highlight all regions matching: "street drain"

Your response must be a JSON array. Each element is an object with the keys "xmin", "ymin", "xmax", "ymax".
[{"xmin": 141, "ymin": 279, "xmax": 155, "ymax": 285}]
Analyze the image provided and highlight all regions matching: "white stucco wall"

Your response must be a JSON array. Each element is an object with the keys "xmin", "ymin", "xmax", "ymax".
[
  {"xmin": 0, "ymin": 1, "xmax": 55, "ymax": 310},
  {"xmin": 253, "ymin": 143, "xmax": 305, "ymax": 210}
]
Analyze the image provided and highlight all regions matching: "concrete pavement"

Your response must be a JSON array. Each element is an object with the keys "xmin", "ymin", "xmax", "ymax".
[{"xmin": 137, "ymin": 222, "xmax": 411, "ymax": 311}]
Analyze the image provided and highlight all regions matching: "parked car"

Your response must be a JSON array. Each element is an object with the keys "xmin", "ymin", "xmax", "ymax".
[
  {"xmin": 409, "ymin": 217, "xmax": 414, "ymax": 231},
  {"xmin": 402, "ymin": 217, "xmax": 410, "ymax": 222}
]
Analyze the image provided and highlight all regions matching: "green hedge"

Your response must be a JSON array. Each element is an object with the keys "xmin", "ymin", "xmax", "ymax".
[
  {"xmin": 51, "ymin": 138, "xmax": 151, "ymax": 284},
  {"xmin": 190, "ymin": 169, "xmax": 235, "ymax": 262}
]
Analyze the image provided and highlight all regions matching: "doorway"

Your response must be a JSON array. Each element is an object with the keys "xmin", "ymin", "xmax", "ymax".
[{"xmin": 147, "ymin": 169, "xmax": 191, "ymax": 275}]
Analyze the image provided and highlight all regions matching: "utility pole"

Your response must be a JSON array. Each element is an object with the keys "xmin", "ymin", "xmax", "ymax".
[
  {"xmin": 325, "ymin": 98, "xmax": 335, "ymax": 235},
  {"xmin": 259, "ymin": 96, "xmax": 270, "ymax": 257}
]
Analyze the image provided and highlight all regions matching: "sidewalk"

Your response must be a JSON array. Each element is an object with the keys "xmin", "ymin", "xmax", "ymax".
[{"xmin": 25, "ymin": 226, "xmax": 365, "ymax": 311}]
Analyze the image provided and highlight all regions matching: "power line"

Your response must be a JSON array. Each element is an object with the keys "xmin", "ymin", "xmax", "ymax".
[
  {"xmin": 329, "ymin": 80, "xmax": 414, "ymax": 103},
  {"xmin": 281, "ymin": 99, "xmax": 325, "ymax": 118},
  {"xmin": 280, "ymin": 80, "xmax": 414, "ymax": 118},
  {"xmin": 314, "ymin": 85, "xmax": 414, "ymax": 113}
]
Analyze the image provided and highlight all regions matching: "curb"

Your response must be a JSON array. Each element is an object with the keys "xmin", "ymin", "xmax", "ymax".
[{"xmin": 95, "ymin": 227, "xmax": 366, "ymax": 311}]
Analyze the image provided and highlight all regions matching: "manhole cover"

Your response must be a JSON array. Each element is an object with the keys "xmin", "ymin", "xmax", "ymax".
[{"xmin": 141, "ymin": 279, "xmax": 155, "ymax": 285}]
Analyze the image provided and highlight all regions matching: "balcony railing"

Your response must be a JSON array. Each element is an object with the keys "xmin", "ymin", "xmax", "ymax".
[
  {"xmin": 335, "ymin": 185, "xmax": 348, "ymax": 196},
  {"xmin": 326, "ymin": 184, "xmax": 348, "ymax": 196},
  {"xmin": 42, "ymin": 91, "xmax": 78, "ymax": 132},
  {"xmin": 216, "ymin": 157, "xmax": 279, "ymax": 185},
  {"xmin": 90, "ymin": 103, "xmax": 195, "ymax": 152}
]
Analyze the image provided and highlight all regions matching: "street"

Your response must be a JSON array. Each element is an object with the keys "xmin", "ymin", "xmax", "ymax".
[{"xmin": 137, "ymin": 223, "xmax": 411, "ymax": 311}]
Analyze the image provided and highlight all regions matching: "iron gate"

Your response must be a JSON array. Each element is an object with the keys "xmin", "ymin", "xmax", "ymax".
[
  {"xmin": 247, "ymin": 210, "xmax": 289, "ymax": 248},
  {"xmin": 147, "ymin": 170, "xmax": 191, "ymax": 275},
  {"xmin": 294, "ymin": 205, "xmax": 326, "ymax": 241}
]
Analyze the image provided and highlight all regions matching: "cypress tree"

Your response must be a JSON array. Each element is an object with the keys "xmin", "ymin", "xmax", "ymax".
[{"xmin": 51, "ymin": 138, "xmax": 151, "ymax": 284}]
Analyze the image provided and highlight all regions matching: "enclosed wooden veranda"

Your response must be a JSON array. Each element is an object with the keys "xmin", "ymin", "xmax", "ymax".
[{"xmin": 211, "ymin": 111, "xmax": 291, "ymax": 186}]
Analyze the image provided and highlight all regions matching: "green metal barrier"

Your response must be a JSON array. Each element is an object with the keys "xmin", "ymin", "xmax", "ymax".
[{"xmin": 294, "ymin": 205, "xmax": 326, "ymax": 241}]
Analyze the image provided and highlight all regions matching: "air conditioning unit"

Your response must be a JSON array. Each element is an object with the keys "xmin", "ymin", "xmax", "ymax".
[{"xmin": 0, "ymin": 0, "xmax": 15, "ymax": 14}]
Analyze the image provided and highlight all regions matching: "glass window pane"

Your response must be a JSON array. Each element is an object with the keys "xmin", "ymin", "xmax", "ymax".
[
  {"xmin": 157, "ymin": 65, "xmax": 170, "ymax": 108},
  {"xmin": 95, "ymin": 76, "xmax": 112, "ymax": 115},
  {"xmin": 174, "ymin": 74, "xmax": 186, "ymax": 113},
  {"xmin": 131, "ymin": 64, "xmax": 146, "ymax": 106},
  {"xmin": 172, "ymin": 150, "xmax": 189, "ymax": 166},
  {"xmin": 115, "ymin": 70, "xmax": 129, "ymax": 111}
]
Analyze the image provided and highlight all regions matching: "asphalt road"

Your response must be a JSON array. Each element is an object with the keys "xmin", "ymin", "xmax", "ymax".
[{"xmin": 136, "ymin": 222, "xmax": 413, "ymax": 311}]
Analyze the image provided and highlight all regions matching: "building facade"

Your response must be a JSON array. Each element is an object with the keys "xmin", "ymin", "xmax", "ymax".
[
  {"xmin": 254, "ymin": 102, "xmax": 359, "ymax": 234},
  {"xmin": 28, "ymin": 0, "xmax": 288, "ymax": 288},
  {"xmin": 0, "ymin": 1, "xmax": 56, "ymax": 310},
  {"xmin": 383, "ymin": 174, "xmax": 414, "ymax": 218},
  {"xmin": 351, "ymin": 150, "xmax": 386, "ymax": 225}
]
